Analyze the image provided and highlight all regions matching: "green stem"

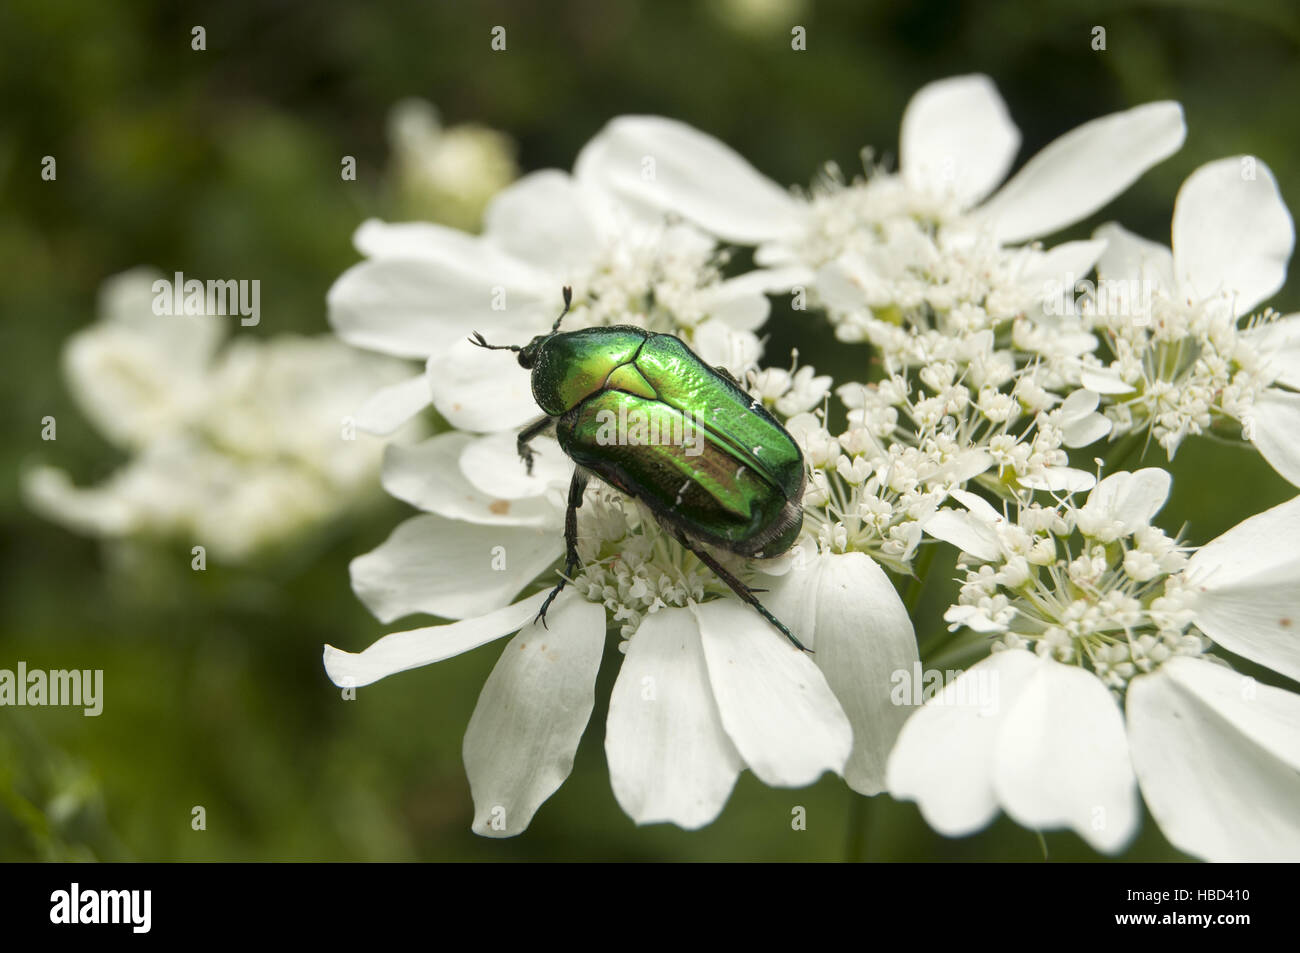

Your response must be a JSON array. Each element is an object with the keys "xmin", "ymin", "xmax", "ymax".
[
  {"xmin": 925, "ymin": 633, "xmax": 994, "ymax": 673},
  {"xmin": 904, "ymin": 543, "xmax": 938, "ymax": 615},
  {"xmin": 844, "ymin": 792, "xmax": 872, "ymax": 862},
  {"xmin": 1102, "ymin": 429, "xmax": 1147, "ymax": 474}
]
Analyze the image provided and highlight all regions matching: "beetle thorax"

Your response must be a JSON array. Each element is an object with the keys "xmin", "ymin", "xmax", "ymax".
[{"xmin": 527, "ymin": 326, "xmax": 650, "ymax": 416}]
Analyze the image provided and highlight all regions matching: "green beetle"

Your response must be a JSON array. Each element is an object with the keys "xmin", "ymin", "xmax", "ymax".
[{"xmin": 471, "ymin": 287, "xmax": 808, "ymax": 651}]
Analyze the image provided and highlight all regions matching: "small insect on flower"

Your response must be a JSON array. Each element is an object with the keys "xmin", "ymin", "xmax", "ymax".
[{"xmin": 471, "ymin": 287, "xmax": 810, "ymax": 650}]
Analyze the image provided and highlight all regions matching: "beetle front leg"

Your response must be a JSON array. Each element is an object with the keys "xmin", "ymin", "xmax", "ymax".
[
  {"xmin": 516, "ymin": 415, "xmax": 553, "ymax": 476},
  {"xmin": 712, "ymin": 364, "xmax": 743, "ymax": 386},
  {"xmin": 535, "ymin": 468, "xmax": 590, "ymax": 629},
  {"xmin": 672, "ymin": 530, "xmax": 810, "ymax": 653}
]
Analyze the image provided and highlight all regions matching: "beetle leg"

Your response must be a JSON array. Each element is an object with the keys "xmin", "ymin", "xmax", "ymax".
[
  {"xmin": 536, "ymin": 468, "xmax": 590, "ymax": 629},
  {"xmin": 671, "ymin": 531, "xmax": 810, "ymax": 653},
  {"xmin": 516, "ymin": 416, "xmax": 554, "ymax": 476},
  {"xmin": 712, "ymin": 364, "xmax": 741, "ymax": 385}
]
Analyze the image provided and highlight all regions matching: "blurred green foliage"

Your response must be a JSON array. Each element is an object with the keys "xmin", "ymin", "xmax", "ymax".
[{"xmin": 1, "ymin": 0, "xmax": 1297, "ymax": 861}]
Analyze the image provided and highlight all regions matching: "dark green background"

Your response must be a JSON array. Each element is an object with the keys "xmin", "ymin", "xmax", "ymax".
[{"xmin": 2, "ymin": 0, "xmax": 1296, "ymax": 860}]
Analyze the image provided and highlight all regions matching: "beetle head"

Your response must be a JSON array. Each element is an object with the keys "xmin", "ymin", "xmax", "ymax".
[
  {"xmin": 468, "ymin": 286, "xmax": 572, "ymax": 371},
  {"xmin": 516, "ymin": 334, "xmax": 549, "ymax": 369}
]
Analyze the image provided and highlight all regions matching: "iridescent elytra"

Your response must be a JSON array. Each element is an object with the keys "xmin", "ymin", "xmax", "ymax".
[{"xmin": 471, "ymin": 287, "xmax": 808, "ymax": 650}]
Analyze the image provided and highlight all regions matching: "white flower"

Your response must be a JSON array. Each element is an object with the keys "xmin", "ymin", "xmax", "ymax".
[
  {"xmin": 748, "ymin": 362, "xmax": 833, "ymax": 417},
  {"xmin": 329, "ymin": 164, "xmax": 791, "ymax": 437},
  {"xmin": 898, "ymin": 471, "xmax": 1300, "ymax": 860},
  {"xmin": 326, "ymin": 393, "xmax": 925, "ymax": 832},
  {"xmin": 576, "ymin": 75, "xmax": 1183, "ymax": 349},
  {"xmin": 580, "ymin": 76, "xmax": 1184, "ymax": 250},
  {"xmin": 888, "ymin": 649, "xmax": 1140, "ymax": 853},
  {"xmin": 24, "ymin": 269, "xmax": 410, "ymax": 562},
  {"xmin": 330, "ymin": 587, "xmax": 853, "ymax": 837},
  {"xmin": 1057, "ymin": 389, "xmax": 1112, "ymax": 449},
  {"xmin": 324, "ymin": 116, "xmax": 930, "ymax": 829},
  {"xmin": 1087, "ymin": 157, "xmax": 1298, "ymax": 478},
  {"xmin": 572, "ymin": 80, "xmax": 1173, "ymax": 538},
  {"xmin": 386, "ymin": 98, "xmax": 518, "ymax": 231}
]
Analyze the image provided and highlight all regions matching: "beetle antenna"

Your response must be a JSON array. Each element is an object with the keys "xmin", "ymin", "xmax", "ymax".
[
  {"xmin": 468, "ymin": 331, "xmax": 520, "ymax": 352},
  {"xmin": 550, "ymin": 286, "xmax": 573, "ymax": 333}
]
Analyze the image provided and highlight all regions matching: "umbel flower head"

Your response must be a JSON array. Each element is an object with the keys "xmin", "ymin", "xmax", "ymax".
[
  {"xmin": 890, "ymin": 470, "xmax": 1300, "ymax": 861},
  {"xmin": 323, "ymin": 116, "xmax": 921, "ymax": 835},
  {"xmin": 385, "ymin": 98, "xmax": 518, "ymax": 231},
  {"xmin": 573, "ymin": 74, "xmax": 1189, "ymax": 511},
  {"xmin": 323, "ymin": 77, "xmax": 1298, "ymax": 857},
  {"xmin": 25, "ymin": 268, "xmax": 410, "ymax": 562},
  {"xmin": 1079, "ymin": 156, "xmax": 1298, "ymax": 483},
  {"xmin": 325, "ymin": 433, "xmax": 922, "ymax": 834},
  {"xmin": 575, "ymin": 74, "xmax": 1185, "ymax": 327}
]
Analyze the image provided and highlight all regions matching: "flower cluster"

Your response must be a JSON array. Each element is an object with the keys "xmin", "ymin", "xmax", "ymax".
[
  {"xmin": 929, "ymin": 470, "xmax": 1199, "ymax": 681},
  {"xmin": 893, "ymin": 472, "xmax": 1300, "ymax": 860},
  {"xmin": 385, "ymin": 98, "xmax": 519, "ymax": 231},
  {"xmin": 26, "ymin": 268, "xmax": 410, "ymax": 562},
  {"xmin": 1076, "ymin": 162, "xmax": 1299, "ymax": 484},
  {"xmin": 324, "ymin": 75, "xmax": 1299, "ymax": 860}
]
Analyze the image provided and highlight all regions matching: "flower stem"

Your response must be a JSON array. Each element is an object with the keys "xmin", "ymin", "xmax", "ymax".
[
  {"xmin": 844, "ymin": 792, "xmax": 872, "ymax": 862},
  {"xmin": 904, "ymin": 543, "xmax": 938, "ymax": 614},
  {"xmin": 1103, "ymin": 429, "xmax": 1147, "ymax": 473}
]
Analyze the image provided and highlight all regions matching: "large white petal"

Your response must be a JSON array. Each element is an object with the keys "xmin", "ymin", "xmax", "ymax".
[
  {"xmin": 977, "ymin": 102, "xmax": 1186, "ymax": 244},
  {"xmin": 761, "ymin": 551, "xmax": 918, "ymax": 795},
  {"xmin": 698, "ymin": 267, "xmax": 812, "ymax": 330},
  {"xmin": 994, "ymin": 660, "xmax": 1139, "ymax": 853},
  {"xmin": 1161, "ymin": 656, "xmax": 1300, "ymax": 768},
  {"xmin": 693, "ymin": 268, "xmax": 806, "ymax": 332},
  {"xmin": 426, "ymin": 336, "xmax": 542, "ymax": 433},
  {"xmin": 575, "ymin": 115, "xmax": 808, "ymax": 244},
  {"xmin": 482, "ymin": 169, "xmax": 614, "ymax": 273},
  {"xmin": 459, "ymin": 431, "xmax": 572, "ymax": 500},
  {"xmin": 1248, "ymin": 389, "xmax": 1300, "ymax": 488},
  {"xmin": 1093, "ymin": 221, "xmax": 1174, "ymax": 287},
  {"xmin": 381, "ymin": 433, "xmax": 558, "ymax": 527},
  {"xmin": 693, "ymin": 599, "xmax": 851, "ymax": 786},
  {"xmin": 350, "ymin": 514, "xmax": 561, "ymax": 623},
  {"xmin": 1171, "ymin": 157, "xmax": 1295, "ymax": 316},
  {"xmin": 1018, "ymin": 239, "xmax": 1109, "ymax": 301},
  {"xmin": 605, "ymin": 607, "xmax": 743, "ymax": 828},
  {"xmin": 886, "ymin": 650, "xmax": 1041, "ymax": 836},
  {"xmin": 1127, "ymin": 657, "xmax": 1300, "ymax": 861},
  {"xmin": 1188, "ymin": 493, "xmax": 1300, "ymax": 681},
  {"xmin": 1242, "ymin": 313, "xmax": 1300, "ymax": 390},
  {"xmin": 900, "ymin": 74, "xmax": 1020, "ymax": 207},
  {"xmin": 352, "ymin": 371, "xmax": 430, "ymax": 435},
  {"xmin": 463, "ymin": 593, "xmax": 607, "ymax": 837},
  {"xmin": 323, "ymin": 590, "xmax": 547, "ymax": 688},
  {"xmin": 328, "ymin": 227, "xmax": 551, "ymax": 359},
  {"xmin": 353, "ymin": 219, "xmax": 482, "ymax": 261}
]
